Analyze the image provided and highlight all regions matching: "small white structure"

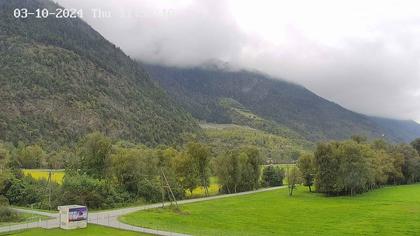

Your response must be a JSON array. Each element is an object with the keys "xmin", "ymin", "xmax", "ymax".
[{"xmin": 58, "ymin": 205, "xmax": 88, "ymax": 229}]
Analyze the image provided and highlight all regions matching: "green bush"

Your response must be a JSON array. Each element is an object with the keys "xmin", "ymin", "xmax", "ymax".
[
  {"xmin": 0, "ymin": 206, "xmax": 19, "ymax": 222},
  {"xmin": 0, "ymin": 195, "xmax": 9, "ymax": 206},
  {"xmin": 5, "ymin": 178, "xmax": 43, "ymax": 206},
  {"xmin": 59, "ymin": 173, "xmax": 125, "ymax": 209},
  {"xmin": 261, "ymin": 165, "xmax": 285, "ymax": 187}
]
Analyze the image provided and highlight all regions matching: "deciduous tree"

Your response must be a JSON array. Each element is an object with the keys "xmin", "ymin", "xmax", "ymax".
[
  {"xmin": 79, "ymin": 132, "xmax": 112, "ymax": 179},
  {"xmin": 297, "ymin": 154, "xmax": 315, "ymax": 192}
]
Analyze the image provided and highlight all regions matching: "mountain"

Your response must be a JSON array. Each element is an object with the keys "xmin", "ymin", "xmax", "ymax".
[
  {"xmin": 144, "ymin": 64, "xmax": 420, "ymax": 143},
  {"xmin": 0, "ymin": 0, "xmax": 198, "ymax": 146},
  {"xmin": 200, "ymin": 123, "xmax": 312, "ymax": 163},
  {"xmin": 370, "ymin": 117, "xmax": 420, "ymax": 143},
  {"xmin": 1, "ymin": 0, "xmax": 417, "ymax": 148}
]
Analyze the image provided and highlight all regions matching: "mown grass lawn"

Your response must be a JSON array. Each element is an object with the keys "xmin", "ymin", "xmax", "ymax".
[
  {"xmin": 1, "ymin": 224, "xmax": 148, "ymax": 236},
  {"xmin": 121, "ymin": 184, "xmax": 420, "ymax": 236}
]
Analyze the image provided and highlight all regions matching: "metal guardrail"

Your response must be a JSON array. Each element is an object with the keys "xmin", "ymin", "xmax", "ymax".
[{"xmin": 0, "ymin": 218, "xmax": 59, "ymax": 234}]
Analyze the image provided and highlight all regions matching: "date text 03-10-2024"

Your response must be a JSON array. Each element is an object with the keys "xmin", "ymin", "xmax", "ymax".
[{"xmin": 13, "ymin": 8, "xmax": 83, "ymax": 19}]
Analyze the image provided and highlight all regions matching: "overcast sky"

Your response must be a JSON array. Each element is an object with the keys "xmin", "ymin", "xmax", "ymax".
[{"xmin": 56, "ymin": 0, "xmax": 420, "ymax": 122}]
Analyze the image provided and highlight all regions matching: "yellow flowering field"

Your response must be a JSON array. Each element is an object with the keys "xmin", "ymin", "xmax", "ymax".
[{"xmin": 22, "ymin": 169, "xmax": 65, "ymax": 184}]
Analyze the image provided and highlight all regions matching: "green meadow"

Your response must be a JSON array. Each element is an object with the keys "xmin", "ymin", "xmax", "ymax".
[{"xmin": 121, "ymin": 184, "xmax": 420, "ymax": 236}]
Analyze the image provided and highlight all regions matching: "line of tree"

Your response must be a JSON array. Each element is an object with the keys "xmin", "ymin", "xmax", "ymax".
[
  {"xmin": 213, "ymin": 147, "xmax": 263, "ymax": 194},
  {"xmin": 4, "ymin": 133, "xmax": 418, "ymax": 208},
  {"xmin": 297, "ymin": 137, "xmax": 420, "ymax": 196},
  {"xmin": 0, "ymin": 142, "xmax": 68, "ymax": 170},
  {"xmin": 0, "ymin": 132, "xmax": 264, "ymax": 209}
]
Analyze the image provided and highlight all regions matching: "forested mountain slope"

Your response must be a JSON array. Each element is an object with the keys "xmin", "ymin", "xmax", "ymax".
[
  {"xmin": 0, "ymin": 0, "xmax": 198, "ymax": 146},
  {"xmin": 200, "ymin": 123, "xmax": 312, "ymax": 162},
  {"xmin": 145, "ymin": 64, "xmax": 420, "ymax": 143},
  {"xmin": 370, "ymin": 117, "xmax": 420, "ymax": 143}
]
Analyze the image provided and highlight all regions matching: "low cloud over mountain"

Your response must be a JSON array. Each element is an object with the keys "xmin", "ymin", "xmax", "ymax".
[{"xmin": 57, "ymin": 0, "xmax": 420, "ymax": 122}]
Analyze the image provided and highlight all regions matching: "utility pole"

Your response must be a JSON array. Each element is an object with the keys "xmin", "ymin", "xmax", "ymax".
[
  {"xmin": 161, "ymin": 168, "xmax": 178, "ymax": 209},
  {"xmin": 47, "ymin": 169, "xmax": 52, "ymax": 210},
  {"xmin": 160, "ymin": 173, "xmax": 165, "ymax": 208}
]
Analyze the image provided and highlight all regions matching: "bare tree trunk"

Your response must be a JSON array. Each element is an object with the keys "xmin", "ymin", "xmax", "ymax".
[
  {"xmin": 204, "ymin": 177, "xmax": 209, "ymax": 197},
  {"xmin": 288, "ymin": 185, "xmax": 294, "ymax": 196},
  {"xmin": 161, "ymin": 175, "xmax": 165, "ymax": 207}
]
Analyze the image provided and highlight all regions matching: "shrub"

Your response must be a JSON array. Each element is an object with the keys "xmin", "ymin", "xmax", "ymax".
[
  {"xmin": 58, "ymin": 173, "xmax": 125, "ymax": 209},
  {"xmin": 261, "ymin": 165, "xmax": 285, "ymax": 187},
  {"xmin": 5, "ymin": 177, "xmax": 46, "ymax": 206},
  {"xmin": 0, "ymin": 206, "xmax": 19, "ymax": 222}
]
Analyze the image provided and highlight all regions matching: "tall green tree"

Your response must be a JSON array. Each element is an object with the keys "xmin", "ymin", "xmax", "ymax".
[
  {"xmin": 174, "ymin": 151, "xmax": 199, "ymax": 196},
  {"xmin": 336, "ymin": 141, "xmax": 374, "ymax": 195},
  {"xmin": 79, "ymin": 132, "xmax": 112, "ymax": 179},
  {"xmin": 314, "ymin": 141, "xmax": 375, "ymax": 195},
  {"xmin": 287, "ymin": 167, "xmax": 300, "ymax": 196},
  {"xmin": 240, "ymin": 147, "xmax": 262, "ymax": 191},
  {"xmin": 371, "ymin": 141, "xmax": 401, "ymax": 185},
  {"xmin": 297, "ymin": 154, "xmax": 315, "ymax": 192},
  {"xmin": 214, "ymin": 150, "xmax": 241, "ymax": 194},
  {"xmin": 314, "ymin": 142, "xmax": 340, "ymax": 194},
  {"xmin": 111, "ymin": 147, "xmax": 144, "ymax": 194},
  {"xmin": 392, "ymin": 144, "xmax": 420, "ymax": 183},
  {"xmin": 0, "ymin": 144, "xmax": 10, "ymax": 172},
  {"xmin": 0, "ymin": 145, "xmax": 12, "ymax": 196},
  {"xmin": 186, "ymin": 142, "xmax": 211, "ymax": 196},
  {"xmin": 14, "ymin": 144, "xmax": 45, "ymax": 169},
  {"xmin": 411, "ymin": 138, "xmax": 420, "ymax": 155}
]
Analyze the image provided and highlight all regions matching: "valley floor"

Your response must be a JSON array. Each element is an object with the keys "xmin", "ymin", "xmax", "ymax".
[
  {"xmin": 4, "ymin": 184, "xmax": 420, "ymax": 236},
  {"xmin": 120, "ymin": 184, "xmax": 420, "ymax": 236}
]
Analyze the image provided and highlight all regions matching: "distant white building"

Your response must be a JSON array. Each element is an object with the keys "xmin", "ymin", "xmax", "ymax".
[{"xmin": 58, "ymin": 205, "xmax": 88, "ymax": 229}]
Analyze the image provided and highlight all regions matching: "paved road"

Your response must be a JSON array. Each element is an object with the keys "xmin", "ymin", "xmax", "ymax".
[
  {"xmin": 6, "ymin": 186, "xmax": 286, "ymax": 235},
  {"xmin": 13, "ymin": 208, "xmax": 58, "ymax": 218}
]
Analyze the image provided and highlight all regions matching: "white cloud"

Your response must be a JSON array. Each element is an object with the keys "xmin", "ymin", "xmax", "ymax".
[{"xmin": 56, "ymin": 0, "xmax": 420, "ymax": 122}]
